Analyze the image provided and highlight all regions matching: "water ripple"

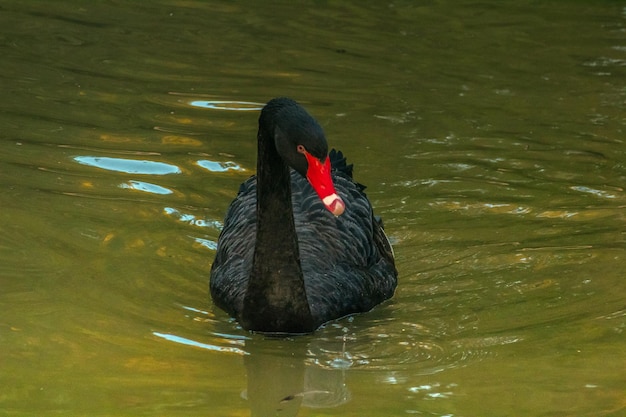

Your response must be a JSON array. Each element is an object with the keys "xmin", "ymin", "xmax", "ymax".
[
  {"xmin": 570, "ymin": 185, "xmax": 618, "ymax": 199},
  {"xmin": 300, "ymin": 315, "xmax": 507, "ymax": 374},
  {"xmin": 164, "ymin": 207, "xmax": 222, "ymax": 230},
  {"xmin": 74, "ymin": 156, "xmax": 181, "ymax": 175},
  {"xmin": 153, "ymin": 332, "xmax": 247, "ymax": 355},
  {"xmin": 120, "ymin": 180, "xmax": 173, "ymax": 195},
  {"xmin": 189, "ymin": 100, "xmax": 263, "ymax": 111},
  {"xmin": 197, "ymin": 159, "xmax": 245, "ymax": 172}
]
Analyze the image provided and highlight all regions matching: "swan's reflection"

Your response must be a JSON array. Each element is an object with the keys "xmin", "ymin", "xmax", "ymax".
[
  {"xmin": 153, "ymin": 326, "xmax": 351, "ymax": 415},
  {"xmin": 243, "ymin": 337, "xmax": 350, "ymax": 416}
]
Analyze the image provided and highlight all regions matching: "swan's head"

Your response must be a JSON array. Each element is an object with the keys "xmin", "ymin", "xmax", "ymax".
[{"xmin": 262, "ymin": 98, "xmax": 346, "ymax": 216}]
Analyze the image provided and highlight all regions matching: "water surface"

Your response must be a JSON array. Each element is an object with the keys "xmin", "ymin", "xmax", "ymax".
[{"xmin": 1, "ymin": 1, "xmax": 625, "ymax": 416}]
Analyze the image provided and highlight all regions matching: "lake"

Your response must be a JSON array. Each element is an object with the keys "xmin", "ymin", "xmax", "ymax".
[{"xmin": 1, "ymin": 1, "xmax": 624, "ymax": 416}]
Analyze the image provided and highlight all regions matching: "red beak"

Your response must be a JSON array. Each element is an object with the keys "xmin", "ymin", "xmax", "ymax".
[{"xmin": 303, "ymin": 152, "xmax": 345, "ymax": 216}]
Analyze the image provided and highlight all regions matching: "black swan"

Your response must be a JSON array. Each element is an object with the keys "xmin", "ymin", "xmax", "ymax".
[{"xmin": 210, "ymin": 97, "xmax": 397, "ymax": 333}]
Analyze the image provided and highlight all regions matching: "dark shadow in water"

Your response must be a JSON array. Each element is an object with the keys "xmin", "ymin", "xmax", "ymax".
[{"xmin": 243, "ymin": 337, "xmax": 350, "ymax": 416}]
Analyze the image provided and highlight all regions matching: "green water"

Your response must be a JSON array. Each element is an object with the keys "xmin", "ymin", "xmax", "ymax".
[{"xmin": 1, "ymin": 1, "xmax": 625, "ymax": 416}]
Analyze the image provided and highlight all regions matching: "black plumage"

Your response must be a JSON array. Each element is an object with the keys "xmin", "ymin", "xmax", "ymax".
[{"xmin": 210, "ymin": 98, "xmax": 397, "ymax": 333}]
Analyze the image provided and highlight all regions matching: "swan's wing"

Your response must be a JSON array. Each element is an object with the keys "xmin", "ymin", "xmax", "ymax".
[
  {"xmin": 291, "ymin": 171, "xmax": 397, "ymax": 324},
  {"xmin": 209, "ymin": 176, "xmax": 256, "ymax": 317}
]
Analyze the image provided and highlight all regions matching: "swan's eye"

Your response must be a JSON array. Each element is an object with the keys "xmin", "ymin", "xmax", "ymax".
[{"xmin": 296, "ymin": 145, "xmax": 306, "ymax": 154}]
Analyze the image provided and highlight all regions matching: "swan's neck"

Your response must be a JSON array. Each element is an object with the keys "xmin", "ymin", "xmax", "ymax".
[{"xmin": 241, "ymin": 130, "xmax": 315, "ymax": 333}]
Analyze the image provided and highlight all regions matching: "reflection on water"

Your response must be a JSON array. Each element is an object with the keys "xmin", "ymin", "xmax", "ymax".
[
  {"xmin": 120, "ymin": 180, "xmax": 173, "ymax": 195},
  {"xmin": 146, "ymin": 298, "xmax": 530, "ymax": 415},
  {"xmin": 1, "ymin": 1, "xmax": 626, "ymax": 416},
  {"xmin": 152, "ymin": 305, "xmax": 356, "ymax": 414},
  {"xmin": 196, "ymin": 159, "xmax": 245, "ymax": 172},
  {"xmin": 243, "ymin": 338, "xmax": 352, "ymax": 415},
  {"xmin": 153, "ymin": 332, "xmax": 247, "ymax": 355},
  {"xmin": 164, "ymin": 207, "xmax": 221, "ymax": 230},
  {"xmin": 74, "ymin": 155, "xmax": 182, "ymax": 174},
  {"xmin": 189, "ymin": 100, "xmax": 264, "ymax": 111}
]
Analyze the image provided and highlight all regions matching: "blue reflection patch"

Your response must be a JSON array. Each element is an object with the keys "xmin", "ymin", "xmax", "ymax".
[
  {"xmin": 192, "ymin": 237, "xmax": 217, "ymax": 251},
  {"xmin": 120, "ymin": 180, "xmax": 173, "ymax": 195},
  {"xmin": 189, "ymin": 100, "xmax": 263, "ymax": 111},
  {"xmin": 153, "ymin": 332, "xmax": 247, "ymax": 355},
  {"xmin": 74, "ymin": 156, "xmax": 181, "ymax": 175},
  {"xmin": 197, "ymin": 160, "xmax": 244, "ymax": 172},
  {"xmin": 163, "ymin": 207, "xmax": 222, "ymax": 229}
]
